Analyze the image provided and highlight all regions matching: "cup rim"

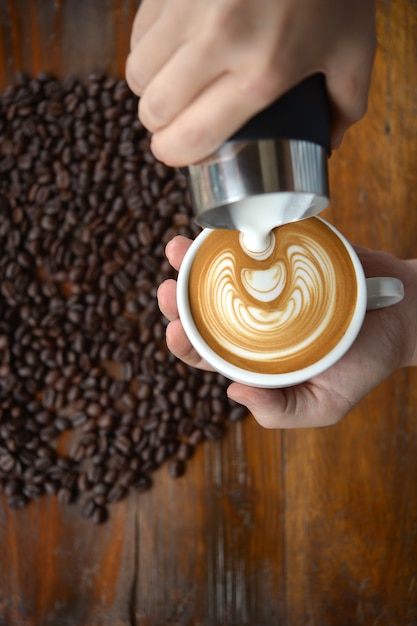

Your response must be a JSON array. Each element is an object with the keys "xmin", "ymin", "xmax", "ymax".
[{"xmin": 177, "ymin": 217, "xmax": 367, "ymax": 388}]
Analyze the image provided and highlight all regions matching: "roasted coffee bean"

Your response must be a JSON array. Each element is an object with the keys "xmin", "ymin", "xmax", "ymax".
[
  {"xmin": 71, "ymin": 412, "xmax": 88, "ymax": 428},
  {"xmin": 0, "ymin": 72, "xmax": 245, "ymax": 524},
  {"xmin": 155, "ymin": 445, "xmax": 168, "ymax": 465},
  {"xmin": 37, "ymin": 445, "xmax": 54, "ymax": 459},
  {"xmin": 188, "ymin": 429, "xmax": 205, "ymax": 446},
  {"xmin": 97, "ymin": 413, "xmax": 114, "ymax": 429},
  {"xmin": 157, "ymin": 422, "xmax": 172, "ymax": 440},
  {"xmin": 87, "ymin": 465, "xmax": 103, "ymax": 484},
  {"xmin": 168, "ymin": 459, "xmax": 185, "ymax": 479},
  {"xmin": 77, "ymin": 473, "xmax": 91, "ymax": 493},
  {"xmin": 39, "ymin": 425, "xmax": 58, "ymax": 442},
  {"xmin": 57, "ymin": 459, "xmax": 74, "ymax": 473},
  {"xmin": 178, "ymin": 418, "xmax": 194, "ymax": 437},
  {"xmin": 103, "ymin": 469, "xmax": 118, "ymax": 484},
  {"xmin": 176, "ymin": 443, "xmax": 194, "ymax": 462},
  {"xmin": 7, "ymin": 494, "xmax": 28, "ymax": 510},
  {"xmin": 55, "ymin": 416, "xmax": 71, "ymax": 432},
  {"xmin": 57, "ymin": 487, "xmax": 75, "ymax": 505},
  {"xmin": 0, "ymin": 453, "xmax": 16, "ymax": 473},
  {"xmin": 136, "ymin": 382, "xmax": 152, "ymax": 401},
  {"xmin": 106, "ymin": 484, "xmax": 127, "ymax": 503},
  {"xmin": 4, "ymin": 478, "xmax": 23, "ymax": 496},
  {"xmin": 60, "ymin": 471, "xmax": 77, "ymax": 489},
  {"xmin": 44, "ymin": 480, "xmax": 60, "ymax": 495},
  {"xmin": 113, "ymin": 435, "xmax": 132, "ymax": 455},
  {"xmin": 23, "ymin": 483, "xmax": 43, "ymax": 499},
  {"xmin": 91, "ymin": 505, "xmax": 108, "ymax": 525},
  {"xmin": 92, "ymin": 482, "xmax": 109, "ymax": 497},
  {"xmin": 203, "ymin": 423, "xmax": 225, "ymax": 441},
  {"xmin": 119, "ymin": 469, "xmax": 137, "ymax": 488},
  {"xmin": 229, "ymin": 405, "xmax": 248, "ymax": 422},
  {"xmin": 142, "ymin": 417, "xmax": 159, "ymax": 432},
  {"xmin": 81, "ymin": 497, "xmax": 96, "ymax": 519},
  {"xmin": 133, "ymin": 474, "xmax": 152, "ymax": 493},
  {"xmin": 86, "ymin": 402, "xmax": 102, "ymax": 417},
  {"xmin": 34, "ymin": 456, "xmax": 53, "ymax": 472}
]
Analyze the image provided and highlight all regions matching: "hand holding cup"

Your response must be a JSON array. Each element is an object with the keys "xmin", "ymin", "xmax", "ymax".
[{"xmin": 158, "ymin": 222, "xmax": 417, "ymax": 428}]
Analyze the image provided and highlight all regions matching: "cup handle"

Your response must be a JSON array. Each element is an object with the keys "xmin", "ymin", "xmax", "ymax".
[{"xmin": 366, "ymin": 277, "xmax": 404, "ymax": 311}]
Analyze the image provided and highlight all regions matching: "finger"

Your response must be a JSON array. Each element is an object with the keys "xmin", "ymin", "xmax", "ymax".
[
  {"xmin": 157, "ymin": 279, "xmax": 178, "ymax": 322},
  {"xmin": 227, "ymin": 383, "xmax": 327, "ymax": 429},
  {"xmin": 226, "ymin": 382, "xmax": 309, "ymax": 428},
  {"xmin": 164, "ymin": 235, "xmax": 193, "ymax": 272},
  {"xmin": 327, "ymin": 72, "xmax": 371, "ymax": 149},
  {"xmin": 149, "ymin": 70, "xmax": 284, "ymax": 166},
  {"xmin": 166, "ymin": 319, "xmax": 213, "ymax": 371},
  {"xmin": 139, "ymin": 40, "xmax": 226, "ymax": 133},
  {"xmin": 130, "ymin": 0, "xmax": 166, "ymax": 49},
  {"xmin": 126, "ymin": 7, "xmax": 183, "ymax": 96},
  {"xmin": 326, "ymin": 43, "xmax": 376, "ymax": 148}
]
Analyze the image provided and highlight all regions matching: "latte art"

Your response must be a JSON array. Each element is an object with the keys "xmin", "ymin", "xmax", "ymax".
[
  {"xmin": 188, "ymin": 218, "xmax": 358, "ymax": 374},
  {"xmin": 241, "ymin": 261, "xmax": 286, "ymax": 302}
]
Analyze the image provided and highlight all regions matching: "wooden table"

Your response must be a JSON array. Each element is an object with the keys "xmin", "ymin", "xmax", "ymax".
[{"xmin": 1, "ymin": 1, "xmax": 417, "ymax": 624}]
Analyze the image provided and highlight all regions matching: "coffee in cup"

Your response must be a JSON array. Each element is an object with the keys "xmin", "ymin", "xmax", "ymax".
[{"xmin": 177, "ymin": 217, "xmax": 404, "ymax": 387}]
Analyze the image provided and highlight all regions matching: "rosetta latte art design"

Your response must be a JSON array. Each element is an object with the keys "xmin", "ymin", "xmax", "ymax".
[{"xmin": 188, "ymin": 218, "xmax": 358, "ymax": 374}]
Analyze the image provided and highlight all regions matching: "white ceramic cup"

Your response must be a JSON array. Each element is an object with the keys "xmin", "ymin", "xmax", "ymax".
[{"xmin": 176, "ymin": 218, "xmax": 404, "ymax": 388}]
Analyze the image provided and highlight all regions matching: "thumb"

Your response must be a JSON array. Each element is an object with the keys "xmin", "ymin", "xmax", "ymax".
[
  {"xmin": 227, "ymin": 380, "xmax": 347, "ymax": 429},
  {"xmin": 227, "ymin": 382, "xmax": 291, "ymax": 429}
]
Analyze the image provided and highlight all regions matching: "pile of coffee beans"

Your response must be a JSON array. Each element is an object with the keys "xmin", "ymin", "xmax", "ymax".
[{"xmin": 0, "ymin": 72, "xmax": 247, "ymax": 523}]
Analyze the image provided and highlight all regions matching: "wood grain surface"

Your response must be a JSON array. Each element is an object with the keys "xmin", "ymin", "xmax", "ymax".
[{"xmin": 1, "ymin": 1, "xmax": 417, "ymax": 624}]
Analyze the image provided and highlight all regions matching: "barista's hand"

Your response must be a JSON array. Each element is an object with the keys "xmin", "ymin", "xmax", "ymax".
[
  {"xmin": 126, "ymin": 0, "xmax": 376, "ymax": 166},
  {"xmin": 157, "ymin": 236, "xmax": 417, "ymax": 428}
]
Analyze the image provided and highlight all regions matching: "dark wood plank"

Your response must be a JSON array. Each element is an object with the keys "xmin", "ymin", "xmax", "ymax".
[
  {"xmin": 285, "ymin": 1, "xmax": 417, "ymax": 623},
  {"xmin": 0, "ymin": 0, "xmax": 140, "ymax": 88},
  {"xmin": 131, "ymin": 419, "xmax": 285, "ymax": 625},
  {"xmin": 0, "ymin": 495, "xmax": 135, "ymax": 625}
]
